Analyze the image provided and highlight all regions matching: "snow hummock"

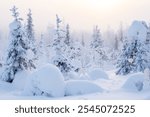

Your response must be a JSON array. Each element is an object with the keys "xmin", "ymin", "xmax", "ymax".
[
  {"xmin": 23, "ymin": 64, "xmax": 65, "ymax": 97},
  {"xmin": 88, "ymin": 68, "xmax": 109, "ymax": 80},
  {"xmin": 12, "ymin": 71, "xmax": 30, "ymax": 90},
  {"xmin": 65, "ymin": 80, "xmax": 103, "ymax": 96},
  {"xmin": 127, "ymin": 20, "xmax": 148, "ymax": 41},
  {"xmin": 122, "ymin": 73, "xmax": 145, "ymax": 92},
  {"xmin": 66, "ymin": 71, "xmax": 79, "ymax": 80},
  {"xmin": 79, "ymin": 73, "xmax": 90, "ymax": 80}
]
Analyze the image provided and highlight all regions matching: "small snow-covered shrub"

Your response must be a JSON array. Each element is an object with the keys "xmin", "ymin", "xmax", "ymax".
[
  {"xmin": 88, "ymin": 68, "xmax": 109, "ymax": 80},
  {"xmin": 23, "ymin": 64, "xmax": 65, "ymax": 97},
  {"xmin": 122, "ymin": 73, "xmax": 145, "ymax": 92},
  {"xmin": 65, "ymin": 80, "xmax": 103, "ymax": 96},
  {"xmin": 12, "ymin": 71, "xmax": 30, "ymax": 90}
]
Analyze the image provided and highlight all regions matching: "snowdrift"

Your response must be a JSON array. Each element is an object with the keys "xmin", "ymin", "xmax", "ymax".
[
  {"xmin": 12, "ymin": 71, "xmax": 30, "ymax": 90},
  {"xmin": 88, "ymin": 68, "xmax": 109, "ymax": 80},
  {"xmin": 65, "ymin": 80, "xmax": 103, "ymax": 96},
  {"xmin": 122, "ymin": 73, "xmax": 145, "ymax": 92},
  {"xmin": 23, "ymin": 64, "xmax": 65, "ymax": 97}
]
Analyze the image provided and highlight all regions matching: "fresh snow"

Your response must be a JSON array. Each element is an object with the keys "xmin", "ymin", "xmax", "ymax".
[
  {"xmin": 0, "ymin": 69, "xmax": 150, "ymax": 99},
  {"xmin": 66, "ymin": 71, "xmax": 79, "ymax": 80},
  {"xmin": 122, "ymin": 73, "xmax": 145, "ymax": 92},
  {"xmin": 88, "ymin": 68, "xmax": 109, "ymax": 80},
  {"xmin": 12, "ymin": 71, "xmax": 30, "ymax": 90},
  {"xmin": 0, "ymin": 8, "xmax": 150, "ymax": 100},
  {"xmin": 23, "ymin": 64, "xmax": 65, "ymax": 97},
  {"xmin": 65, "ymin": 80, "xmax": 103, "ymax": 96},
  {"xmin": 79, "ymin": 73, "xmax": 90, "ymax": 80}
]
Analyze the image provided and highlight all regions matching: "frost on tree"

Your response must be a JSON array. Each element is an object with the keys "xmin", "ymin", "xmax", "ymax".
[
  {"xmin": 52, "ymin": 15, "xmax": 73, "ymax": 75},
  {"xmin": 132, "ymin": 39, "xmax": 148, "ymax": 72},
  {"xmin": 79, "ymin": 36, "xmax": 92, "ymax": 71},
  {"xmin": 90, "ymin": 25, "xmax": 107, "ymax": 67},
  {"xmin": 116, "ymin": 40, "xmax": 134, "ymax": 75},
  {"xmin": 64, "ymin": 24, "xmax": 71, "ymax": 46},
  {"xmin": 37, "ymin": 34, "xmax": 48, "ymax": 64},
  {"xmin": 1, "ymin": 6, "xmax": 30, "ymax": 83},
  {"xmin": 116, "ymin": 35, "xmax": 148, "ymax": 75},
  {"xmin": 25, "ymin": 9, "xmax": 36, "ymax": 69}
]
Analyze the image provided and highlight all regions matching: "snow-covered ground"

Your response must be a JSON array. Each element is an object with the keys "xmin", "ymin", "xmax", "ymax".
[{"xmin": 0, "ymin": 66, "xmax": 150, "ymax": 100}]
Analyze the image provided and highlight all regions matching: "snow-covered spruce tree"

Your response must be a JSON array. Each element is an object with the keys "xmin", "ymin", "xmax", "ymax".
[
  {"xmin": 118, "ymin": 22, "xmax": 124, "ymax": 43},
  {"xmin": 25, "ymin": 9, "xmax": 36, "ymax": 69},
  {"xmin": 116, "ymin": 36, "xmax": 148, "ymax": 75},
  {"xmin": 64, "ymin": 24, "xmax": 80, "ymax": 63},
  {"xmin": 146, "ymin": 26, "xmax": 150, "ymax": 69},
  {"xmin": 37, "ymin": 34, "xmax": 47, "ymax": 64},
  {"xmin": 109, "ymin": 35, "xmax": 120, "ymax": 65},
  {"xmin": 90, "ymin": 25, "xmax": 107, "ymax": 67},
  {"xmin": 80, "ymin": 36, "xmax": 92, "ymax": 71},
  {"xmin": 114, "ymin": 35, "xmax": 119, "ymax": 51},
  {"xmin": 116, "ymin": 39, "xmax": 134, "ymax": 75},
  {"xmin": 132, "ymin": 39, "xmax": 148, "ymax": 72},
  {"xmin": 1, "ymin": 6, "xmax": 30, "ymax": 83},
  {"xmin": 52, "ymin": 15, "xmax": 73, "ymax": 75},
  {"xmin": 64, "ymin": 24, "xmax": 71, "ymax": 46},
  {"xmin": 63, "ymin": 24, "xmax": 74, "ymax": 59}
]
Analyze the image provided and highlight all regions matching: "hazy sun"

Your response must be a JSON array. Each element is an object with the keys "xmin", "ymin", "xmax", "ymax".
[{"xmin": 87, "ymin": 0, "xmax": 122, "ymax": 9}]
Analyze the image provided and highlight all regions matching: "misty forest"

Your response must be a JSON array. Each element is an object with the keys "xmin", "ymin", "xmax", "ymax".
[{"xmin": 0, "ymin": 6, "xmax": 150, "ymax": 99}]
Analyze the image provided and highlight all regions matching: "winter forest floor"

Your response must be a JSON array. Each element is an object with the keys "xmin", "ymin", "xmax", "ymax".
[{"xmin": 0, "ymin": 69, "xmax": 150, "ymax": 100}]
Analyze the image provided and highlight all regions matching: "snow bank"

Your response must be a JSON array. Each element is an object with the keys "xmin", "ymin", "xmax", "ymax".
[
  {"xmin": 122, "ymin": 73, "xmax": 145, "ymax": 92},
  {"xmin": 65, "ymin": 80, "xmax": 103, "ymax": 96},
  {"xmin": 23, "ymin": 64, "xmax": 65, "ymax": 97},
  {"xmin": 12, "ymin": 71, "xmax": 30, "ymax": 90},
  {"xmin": 88, "ymin": 68, "xmax": 109, "ymax": 80}
]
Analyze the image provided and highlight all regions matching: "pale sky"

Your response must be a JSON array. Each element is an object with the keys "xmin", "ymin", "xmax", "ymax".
[{"xmin": 0, "ymin": 0, "xmax": 150, "ymax": 33}]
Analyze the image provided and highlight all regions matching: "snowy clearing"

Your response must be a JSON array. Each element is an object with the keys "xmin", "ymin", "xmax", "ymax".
[
  {"xmin": 0, "ymin": 69, "xmax": 150, "ymax": 100},
  {"xmin": 0, "ymin": 5, "xmax": 150, "ymax": 100}
]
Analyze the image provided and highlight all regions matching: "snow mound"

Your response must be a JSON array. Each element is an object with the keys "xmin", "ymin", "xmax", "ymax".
[
  {"xmin": 79, "ymin": 73, "xmax": 90, "ymax": 80},
  {"xmin": 66, "ymin": 71, "xmax": 79, "ymax": 80},
  {"xmin": 88, "ymin": 68, "xmax": 109, "ymax": 80},
  {"xmin": 144, "ymin": 68, "xmax": 150, "ymax": 80},
  {"xmin": 122, "ymin": 73, "xmax": 145, "ymax": 92},
  {"xmin": 23, "ymin": 64, "xmax": 65, "ymax": 97},
  {"xmin": 12, "ymin": 71, "xmax": 30, "ymax": 90},
  {"xmin": 65, "ymin": 80, "xmax": 103, "ymax": 96},
  {"xmin": 127, "ymin": 20, "xmax": 148, "ymax": 41}
]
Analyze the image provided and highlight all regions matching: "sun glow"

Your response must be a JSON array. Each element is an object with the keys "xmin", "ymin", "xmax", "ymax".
[{"xmin": 87, "ymin": 0, "xmax": 122, "ymax": 9}]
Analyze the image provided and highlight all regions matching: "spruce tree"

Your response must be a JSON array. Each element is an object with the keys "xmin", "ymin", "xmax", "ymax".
[
  {"xmin": 132, "ymin": 39, "xmax": 148, "ymax": 72},
  {"xmin": 90, "ymin": 25, "xmax": 106, "ymax": 67},
  {"xmin": 64, "ymin": 24, "xmax": 71, "ymax": 46},
  {"xmin": 26, "ymin": 9, "xmax": 36, "ymax": 69},
  {"xmin": 116, "ymin": 40, "xmax": 134, "ymax": 75},
  {"xmin": 52, "ymin": 15, "xmax": 73, "ymax": 75},
  {"xmin": 1, "ymin": 6, "xmax": 29, "ymax": 82},
  {"xmin": 37, "ymin": 34, "xmax": 47, "ymax": 64},
  {"xmin": 116, "ymin": 36, "xmax": 149, "ymax": 75}
]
